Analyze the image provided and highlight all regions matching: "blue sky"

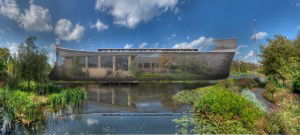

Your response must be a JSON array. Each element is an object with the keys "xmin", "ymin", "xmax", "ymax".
[{"xmin": 0, "ymin": 0, "xmax": 300, "ymax": 62}]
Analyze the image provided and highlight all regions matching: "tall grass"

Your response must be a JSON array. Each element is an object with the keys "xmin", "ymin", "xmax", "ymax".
[
  {"xmin": 0, "ymin": 86, "xmax": 87, "ymax": 128},
  {"xmin": 48, "ymin": 87, "xmax": 87, "ymax": 111},
  {"xmin": 0, "ymin": 87, "xmax": 45, "ymax": 126},
  {"xmin": 173, "ymin": 85, "xmax": 265, "ymax": 134}
]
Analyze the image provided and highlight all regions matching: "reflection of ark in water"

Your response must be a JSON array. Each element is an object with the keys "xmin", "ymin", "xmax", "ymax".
[{"xmin": 49, "ymin": 39, "xmax": 237, "ymax": 81}]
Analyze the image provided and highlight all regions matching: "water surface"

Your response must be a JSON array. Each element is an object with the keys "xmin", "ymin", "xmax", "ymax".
[{"xmin": 12, "ymin": 83, "xmax": 211, "ymax": 134}]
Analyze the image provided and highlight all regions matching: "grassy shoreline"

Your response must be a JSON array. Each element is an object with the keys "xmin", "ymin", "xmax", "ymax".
[{"xmin": 0, "ymin": 84, "xmax": 87, "ymax": 128}]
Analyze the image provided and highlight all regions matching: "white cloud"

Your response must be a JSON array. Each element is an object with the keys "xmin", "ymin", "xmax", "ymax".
[
  {"xmin": 173, "ymin": 36, "xmax": 214, "ymax": 49},
  {"xmin": 95, "ymin": 0, "xmax": 179, "ymax": 28},
  {"xmin": 2, "ymin": 41, "xmax": 19, "ymax": 56},
  {"xmin": 124, "ymin": 44, "xmax": 133, "ymax": 49},
  {"xmin": 243, "ymin": 50, "xmax": 255, "ymax": 60},
  {"xmin": 236, "ymin": 45, "xmax": 248, "ymax": 55},
  {"xmin": 54, "ymin": 19, "xmax": 85, "ymax": 41},
  {"xmin": 139, "ymin": 42, "xmax": 147, "ymax": 48},
  {"xmin": 252, "ymin": 32, "xmax": 267, "ymax": 40},
  {"xmin": 90, "ymin": 19, "xmax": 109, "ymax": 31},
  {"xmin": 0, "ymin": 0, "xmax": 20, "ymax": 20},
  {"xmin": 166, "ymin": 33, "xmax": 176, "ymax": 41},
  {"xmin": 0, "ymin": 0, "xmax": 52, "ymax": 32}
]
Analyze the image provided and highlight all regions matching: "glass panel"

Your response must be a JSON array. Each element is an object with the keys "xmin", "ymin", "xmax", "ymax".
[
  {"xmin": 144, "ymin": 63, "xmax": 150, "ymax": 68},
  {"xmin": 116, "ymin": 56, "xmax": 128, "ymax": 71},
  {"xmin": 101, "ymin": 55, "xmax": 113, "ymax": 69},
  {"xmin": 88, "ymin": 56, "xmax": 98, "ymax": 68}
]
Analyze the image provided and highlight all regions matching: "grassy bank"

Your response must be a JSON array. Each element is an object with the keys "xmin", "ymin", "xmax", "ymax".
[
  {"xmin": 0, "ymin": 86, "xmax": 87, "ymax": 126},
  {"xmin": 173, "ymin": 81, "xmax": 266, "ymax": 134},
  {"xmin": 173, "ymin": 77, "xmax": 300, "ymax": 134}
]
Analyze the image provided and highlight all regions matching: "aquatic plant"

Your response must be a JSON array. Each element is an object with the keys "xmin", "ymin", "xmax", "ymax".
[
  {"xmin": 0, "ymin": 88, "xmax": 45, "ymax": 126},
  {"xmin": 0, "ymin": 86, "xmax": 87, "ymax": 129},
  {"xmin": 172, "ymin": 90, "xmax": 199, "ymax": 104},
  {"xmin": 48, "ymin": 87, "xmax": 87, "ymax": 111}
]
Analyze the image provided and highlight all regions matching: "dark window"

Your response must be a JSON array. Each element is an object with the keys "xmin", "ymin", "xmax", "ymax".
[
  {"xmin": 116, "ymin": 55, "xmax": 128, "ymax": 71},
  {"xmin": 88, "ymin": 56, "xmax": 98, "ymax": 68},
  {"xmin": 78, "ymin": 56, "xmax": 86, "ymax": 68},
  {"xmin": 144, "ymin": 63, "xmax": 150, "ymax": 68},
  {"xmin": 101, "ymin": 55, "xmax": 113, "ymax": 69}
]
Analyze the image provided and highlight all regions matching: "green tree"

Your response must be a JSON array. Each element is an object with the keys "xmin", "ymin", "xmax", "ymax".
[
  {"xmin": 15, "ymin": 36, "xmax": 49, "ymax": 90},
  {"xmin": 0, "ymin": 48, "xmax": 10, "ymax": 80},
  {"xmin": 260, "ymin": 35, "xmax": 300, "ymax": 82}
]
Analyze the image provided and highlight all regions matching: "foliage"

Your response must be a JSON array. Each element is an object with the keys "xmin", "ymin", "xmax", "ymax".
[
  {"xmin": 48, "ymin": 87, "xmax": 87, "ymax": 111},
  {"xmin": 0, "ymin": 87, "xmax": 46, "ymax": 126},
  {"xmin": 194, "ymin": 85, "xmax": 264, "ymax": 127},
  {"xmin": 173, "ymin": 85, "xmax": 265, "ymax": 134},
  {"xmin": 234, "ymin": 78, "xmax": 259, "ymax": 89},
  {"xmin": 292, "ymin": 74, "xmax": 300, "ymax": 93},
  {"xmin": 128, "ymin": 60, "xmax": 141, "ymax": 77},
  {"xmin": 0, "ymin": 86, "xmax": 87, "ymax": 127},
  {"xmin": 260, "ymin": 35, "xmax": 300, "ymax": 82},
  {"xmin": 14, "ymin": 36, "xmax": 49, "ymax": 90},
  {"xmin": 231, "ymin": 60, "xmax": 258, "ymax": 73},
  {"xmin": 259, "ymin": 98, "xmax": 300, "ymax": 134},
  {"xmin": 172, "ymin": 90, "xmax": 199, "ymax": 104},
  {"xmin": 66, "ymin": 57, "xmax": 83, "ymax": 77},
  {"xmin": 241, "ymin": 89, "xmax": 266, "ymax": 112},
  {"xmin": 273, "ymin": 99, "xmax": 300, "ymax": 134},
  {"xmin": 0, "ymin": 48, "xmax": 10, "ymax": 80},
  {"xmin": 219, "ymin": 78, "xmax": 262, "ymax": 92}
]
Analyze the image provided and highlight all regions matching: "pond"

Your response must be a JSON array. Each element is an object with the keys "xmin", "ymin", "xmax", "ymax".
[{"xmin": 11, "ymin": 82, "xmax": 213, "ymax": 134}]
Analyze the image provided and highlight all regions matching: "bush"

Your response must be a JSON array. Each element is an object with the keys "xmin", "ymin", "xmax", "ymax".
[
  {"xmin": 194, "ymin": 85, "xmax": 265, "ymax": 128},
  {"xmin": 234, "ymin": 78, "xmax": 259, "ymax": 89},
  {"xmin": 292, "ymin": 75, "xmax": 300, "ymax": 93},
  {"xmin": 174, "ymin": 85, "xmax": 265, "ymax": 134},
  {"xmin": 274, "ymin": 100, "xmax": 300, "ymax": 134},
  {"xmin": 0, "ymin": 88, "xmax": 45, "ymax": 125},
  {"xmin": 219, "ymin": 79, "xmax": 240, "ymax": 92},
  {"xmin": 172, "ymin": 90, "xmax": 199, "ymax": 104}
]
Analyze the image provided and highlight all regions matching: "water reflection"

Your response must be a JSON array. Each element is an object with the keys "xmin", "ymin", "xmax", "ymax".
[
  {"xmin": 11, "ymin": 83, "xmax": 213, "ymax": 134},
  {"xmin": 78, "ymin": 83, "xmax": 209, "ymax": 114}
]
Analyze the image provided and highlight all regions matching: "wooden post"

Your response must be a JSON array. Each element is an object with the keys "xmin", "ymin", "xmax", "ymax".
[
  {"xmin": 128, "ymin": 55, "xmax": 132, "ymax": 71},
  {"xmin": 98, "ymin": 55, "xmax": 101, "ymax": 68},
  {"xmin": 112, "ymin": 55, "xmax": 116, "ymax": 71},
  {"xmin": 85, "ymin": 56, "xmax": 88, "ymax": 69}
]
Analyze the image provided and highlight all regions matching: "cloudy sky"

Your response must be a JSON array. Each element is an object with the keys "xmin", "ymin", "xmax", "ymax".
[{"xmin": 0, "ymin": 0, "xmax": 300, "ymax": 62}]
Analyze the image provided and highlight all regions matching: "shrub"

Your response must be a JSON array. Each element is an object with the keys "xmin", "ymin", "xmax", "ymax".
[
  {"xmin": 194, "ymin": 85, "xmax": 264, "ymax": 127},
  {"xmin": 292, "ymin": 75, "xmax": 300, "ymax": 93},
  {"xmin": 261, "ymin": 100, "xmax": 300, "ymax": 134},
  {"xmin": 219, "ymin": 79, "xmax": 240, "ymax": 92},
  {"xmin": 172, "ymin": 90, "xmax": 199, "ymax": 104},
  {"xmin": 0, "ymin": 88, "xmax": 45, "ymax": 125},
  {"xmin": 275, "ymin": 100, "xmax": 300, "ymax": 134},
  {"xmin": 263, "ymin": 82, "xmax": 280, "ymax": 103},
  {"xmin": 234, "ymin": 78, "xmax": 259, "ymax": 89},
  {"xmin": 175, "ymin": 85, "xmax": 266, "ymax": 134}
]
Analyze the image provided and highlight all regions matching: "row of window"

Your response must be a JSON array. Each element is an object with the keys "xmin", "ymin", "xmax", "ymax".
[
  {"xmin": 63, "ymin": 56, "xmax": 129, "ymax": 70},
  {"xmin": 139, "ymin": 63, "xmax": 158, "ymax": 69}
]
